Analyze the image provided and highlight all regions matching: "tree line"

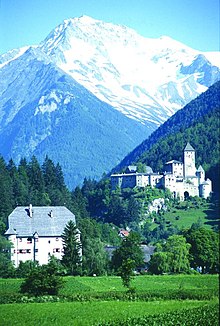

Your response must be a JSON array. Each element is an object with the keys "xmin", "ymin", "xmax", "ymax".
[{"xmin": 0, "ymin": 154, "xmax": 219, "ymax": 279}]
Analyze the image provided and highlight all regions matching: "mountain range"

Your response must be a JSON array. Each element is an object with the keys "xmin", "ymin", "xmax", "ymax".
[{"xmin": 0, "ymin": 16, "xmax": 219, "ymax": 188}]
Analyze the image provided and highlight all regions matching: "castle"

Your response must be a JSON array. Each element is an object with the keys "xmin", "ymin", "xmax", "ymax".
[{"xmin": 111, "ymin": 143, "xmax": 212, "ymax": 201}]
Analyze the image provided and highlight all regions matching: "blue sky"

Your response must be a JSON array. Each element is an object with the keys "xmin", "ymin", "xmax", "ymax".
[{"xmin": 0, "ymin": 0, "xmax": 219, "ymax": 54}]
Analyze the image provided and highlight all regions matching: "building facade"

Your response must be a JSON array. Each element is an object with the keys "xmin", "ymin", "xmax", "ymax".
[
  {"xmin": 5, "ymin": 205, "xmax": 78, "ymax": 267},
  {"xmin": 111, "ymin": 143, "xmax": 212, "ymax": 201}
]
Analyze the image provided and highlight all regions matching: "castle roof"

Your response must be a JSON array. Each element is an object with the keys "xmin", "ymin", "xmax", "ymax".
[
  {"xmin": 200, "ymin": 181, "xmax": 210, "ymax": 185},
  {"xmin": 126, "ymin": 166, "xmax": 137, "ymax": 173},
  {"xmin": 184, "ymin": 142, "xmax": 195, "ymax": 151},
  {"xmin": 197, "ymin": 165, "xmax": 204, "ymax": 172},
  {"xmin": 5, "ymin": 206, "xmax": 76, "ymax": 237},
  {"xmin": 165, "ymin": 160, "xmax": 182, "ymax": 165},
  {"xmin": 146, "ymin": 166, "xmax": 153, "ymax": 174}
]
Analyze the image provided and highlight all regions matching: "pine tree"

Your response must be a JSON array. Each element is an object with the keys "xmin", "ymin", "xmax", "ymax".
[
  {"xmin": 27, "ymin": 156, "xmax": 47, "ymax": 205},
  {"xmin": 0, "ymin": 157, "xmax": 13, "ymax": 225},
  {"xmin": 61, "ymin": 220, "xmax": 82, "ymax": 275}
]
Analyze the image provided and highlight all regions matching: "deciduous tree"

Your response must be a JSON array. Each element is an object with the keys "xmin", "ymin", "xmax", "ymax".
[
  {"xmin": 111, "ymin": 232, "xmax": 144, "ymax": 287},
  {"xmin": 149, "ymin": 235, "xmax": 191, "ymax": 274},
  {"xmin": 183, "ymin": 227, "xmax": 219, "ymax": 273}
]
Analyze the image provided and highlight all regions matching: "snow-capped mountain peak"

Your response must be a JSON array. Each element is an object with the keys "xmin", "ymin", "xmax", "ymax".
[
  {"xmin": 0, "ymin": 15, "xmax": 219, "ymax": 188},
  {"xmin": 38, "ymin": 16, "xmax": 219, "ymax": 124}
]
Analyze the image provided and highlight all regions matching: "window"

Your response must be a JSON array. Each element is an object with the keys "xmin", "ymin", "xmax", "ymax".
[
  {"xmin": 27, "ymin": 237, "xmax": 32, "ymax": 244},
  {"xmin": 53, "ymin": 248, "xmax": 60, "ymax": 253},
  {"xmin": 48, "ymin": 240, "xmax": 51, "ymax": 244},
  {"xmin": 19, "ymin": 238, "xmax": 22, "ymax": 242},
  {"xmin": 27, "ymin": 249, "xmax": 31, "ymax": 254},
  {"xmin": 56, "ymin": 237, "xmax": 59, "ymax": 241}
]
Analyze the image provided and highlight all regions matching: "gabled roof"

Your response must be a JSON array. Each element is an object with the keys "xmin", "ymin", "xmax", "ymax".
[
  {"xmin": 197, "ymin": 165, "xmax": 204, "ymax": 172},
  {"xmin": 184, "ymin": 142, "xmax": 195, "ymax": 151},
  {"xmin": 5, "ymin": 206, "xmax": 76, "ymax": 237},
  {"xmin": 118, "ymin": 229, "xmax": 129, "ymax": 237},
  {"xmin": 5, "ymin": 226, "xmax": 17, "ymax": 236}
]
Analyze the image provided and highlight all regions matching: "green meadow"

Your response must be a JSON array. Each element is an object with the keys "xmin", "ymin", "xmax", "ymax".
[
  {"xmin": 0, "ymin": 275, "xmax": 219, "ymax": 325},
  {"xmin": 163, "ymin": 201, "xmax": 219, "ymax": 230}
]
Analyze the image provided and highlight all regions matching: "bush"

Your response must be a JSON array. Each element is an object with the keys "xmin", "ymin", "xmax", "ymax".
[{"xmin": 20, "ymin": 259, "xmax": 64, "ymax": 296}]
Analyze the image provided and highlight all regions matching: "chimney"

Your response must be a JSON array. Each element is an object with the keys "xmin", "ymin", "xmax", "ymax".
[{"xmin": 29, "ymin": 204, "xmax": 33, "ymax": 218}]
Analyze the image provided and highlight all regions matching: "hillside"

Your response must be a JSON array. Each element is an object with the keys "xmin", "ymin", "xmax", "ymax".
[{"xmin": 112, "ymin": 81, "xmax": 220, "ymax": 191}]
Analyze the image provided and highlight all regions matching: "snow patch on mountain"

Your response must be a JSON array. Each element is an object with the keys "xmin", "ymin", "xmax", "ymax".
[{"xmin": 0, "ymin": 46, "xmax": 31, "ymax": 68}]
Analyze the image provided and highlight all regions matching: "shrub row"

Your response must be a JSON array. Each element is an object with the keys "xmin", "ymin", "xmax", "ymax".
[
  {"xmin": 0, "ymin": 288, "xmax": 218, "ymax": 304},
  {"xmin": 97, "ymin": 303, "xmax": 219, "ymax": 326}
]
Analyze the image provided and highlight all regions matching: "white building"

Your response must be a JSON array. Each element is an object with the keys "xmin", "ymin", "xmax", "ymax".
[
  {"xmin": 5, "ymin": 205, "xmax": 78, "ymax": 267},
  {"xmin": 111, "ymin": 143, "xmax": 212, "ymax": 201}
]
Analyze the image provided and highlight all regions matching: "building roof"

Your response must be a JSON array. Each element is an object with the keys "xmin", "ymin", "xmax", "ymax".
[
  {"xmin": 146, "ymin": 166, "xmax": 153, "ymax": 174},
  {"xmin": 140, "ymin": 245, "xmax": 155, "ymax": 263},
  {"xmin": 184, "ymin": 142, "xmax": 195, "ymax": 151},
  {"xmin": 126, "ymin": 166, "xmax": 137, "ymax": 173},
  {"xmin": 197, "ymin": 165, "xmax": 204, "ymax": 172},
  {"xmin": 118, "ymin": 229, "xmax": 129, "ymax": 237},
  {"xmin": 165, "ymin": 160, "xmax": 182, "ymax": 165},
  {"xmin": 5, "ymin": 206, "xmax": 76, "ymax": 237},
  {"xmin": 200, "ymin": 181, "xmax": 210, "ymax": 185}
]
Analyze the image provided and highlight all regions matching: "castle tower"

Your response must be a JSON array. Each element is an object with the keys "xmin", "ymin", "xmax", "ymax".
[
  {"xmin": 184, "ymin": 143, "xmax": 196, "ymax": 178},
  {"xmin": 196, "ymin": 165, "xmax": 205, "ymax": 184}
]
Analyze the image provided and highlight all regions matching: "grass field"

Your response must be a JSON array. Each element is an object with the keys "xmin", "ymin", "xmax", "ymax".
[
  {"xmin": 163, "ymin": 201, "xmax": 219, "ymax": 230},
  {"xmin": 0, "ymin": 299, "xmax": 217, "ymax": 326},
  {"xmin": 0, "ymin": 275, "xmax": 219, "ymax": 325},
  {"xmin": 0, "ymin": 274, "xmax": 218, "ymax": 296}
]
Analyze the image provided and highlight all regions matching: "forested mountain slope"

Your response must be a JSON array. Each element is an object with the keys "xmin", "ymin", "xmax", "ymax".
[{"xmin": 111, "ymin": 82, "xmax": 220, "ymax": 190}]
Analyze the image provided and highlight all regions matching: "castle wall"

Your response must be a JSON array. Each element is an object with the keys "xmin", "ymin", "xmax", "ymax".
[{"xmin": 110, "ymin": 144, "xmax": 212, "ymax": 200}]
